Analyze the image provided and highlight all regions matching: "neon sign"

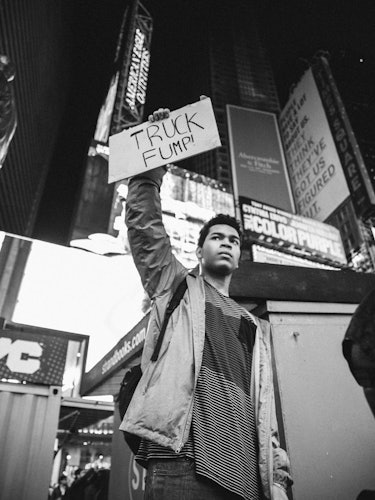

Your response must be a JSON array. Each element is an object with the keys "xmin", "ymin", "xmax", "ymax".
[{"xmin": 126, "ymin": 28, "xmax": 150, "ymax": 111}]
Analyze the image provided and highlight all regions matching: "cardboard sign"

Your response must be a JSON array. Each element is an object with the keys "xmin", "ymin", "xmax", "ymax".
[{"xmin": 108, "ymin": 97, "xmax": 221, "ymax": 183}]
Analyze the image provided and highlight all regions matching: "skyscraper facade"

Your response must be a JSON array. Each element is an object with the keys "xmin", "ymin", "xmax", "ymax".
[
  {"xmin": 187, "ymin": 0, "xmax": 280, "ymax": 189},
  {"xmin": 0, "ymin": 0, "xmax": 69, "ymax": 236}
]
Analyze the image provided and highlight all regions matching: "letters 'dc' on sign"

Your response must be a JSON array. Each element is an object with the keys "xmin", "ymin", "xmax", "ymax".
[{"xmin": 108, "ymin": 97, "xmax": 221, "ymax": 183}]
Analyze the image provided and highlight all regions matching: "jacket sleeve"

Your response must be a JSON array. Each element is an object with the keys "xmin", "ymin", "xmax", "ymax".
[
  {"xmin": 270, "ymin": 383, "xmax": 293, "ymax": 491},
  {"xmin": 125, "ymin": 167, "xmax": 187, "ymax": 299}
]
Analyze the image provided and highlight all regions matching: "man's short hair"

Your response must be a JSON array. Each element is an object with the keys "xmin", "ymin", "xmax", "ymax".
[{"xmin": 197, "ymin": 214, "xmax": 242, "ymax": 248}]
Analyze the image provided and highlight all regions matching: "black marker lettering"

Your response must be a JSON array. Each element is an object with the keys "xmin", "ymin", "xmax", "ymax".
[
  {"xmin": 159, "ymin": 144, "xmax": 173, "ymax": 160},
  {"xmin": 172, "ymin": 141, "xmax": 183, "ymax": 155},
  {"xmin": 142, "ymin": 148, "xmax": 157, "ymax": 167},
  {"xmin": 146, "ymin": 124, "xmax": 163, "ymax": 147},
  {"xmin": 175, "ymin": 115, "xmax": 188, "ymax": 135},
  {"xmin": 181, "ymin": 135, "xmax": 192, "ymax": 150},
  {"xmin": 130, "ymin": 129, "xmax": 144, "ymax": 149},
  {"xmin": 185, "ymin": 112, "xmax": 204, "ymax": 132}
]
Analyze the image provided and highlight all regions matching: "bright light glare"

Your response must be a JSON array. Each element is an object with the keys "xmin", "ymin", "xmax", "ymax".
[{"xmin": 11, "ymin": 239, "xmax": 145, "ymax": 369}]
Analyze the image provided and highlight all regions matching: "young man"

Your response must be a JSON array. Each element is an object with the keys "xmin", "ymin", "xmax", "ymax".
[{"xmin": 120, "ymin": 109, "xmax": 292, "ymax": 500}]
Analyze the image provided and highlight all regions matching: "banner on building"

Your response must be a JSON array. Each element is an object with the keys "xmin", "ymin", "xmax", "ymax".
[
  {"xmin": 227, "ymin": 105, "xmax": 294, "ymax": 212},
  {"xmin": 108, "ymin": 98, "xmax": 221, "ymax": 182},
  {"xmin": 251, "ymin": 245, "xmax": 339, "ymax": 270},
  {"xmin": 110, "ymin": 2, "xmax": 153, "ymax": 133},
  {"xmin": 0, "ymin": 328, "xmax": 69, "ymax": 385},
  {"xmin": 279, "ymin": 68, "xmax": 350, "ymax": 221},
  {"xmin": 81, "ymin": 314, "xmax": 149, "ymax": 395},
  {"xmin": 312, "ymin": 56, "xmax": 375, "ymax": 218},
  {"xmin": 240, "ymin": 197, "xmax": 347, "ymax": 264}
]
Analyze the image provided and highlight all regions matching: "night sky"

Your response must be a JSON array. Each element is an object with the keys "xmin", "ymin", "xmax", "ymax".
[{"xmin": 32, "ymin": 0, "xmax": 375, "ymax": 244}]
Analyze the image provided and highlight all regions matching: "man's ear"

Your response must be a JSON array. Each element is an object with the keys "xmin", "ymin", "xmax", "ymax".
[{"xmin": 196, "ymin": 246, "xmax": 202, "ymax": 261}]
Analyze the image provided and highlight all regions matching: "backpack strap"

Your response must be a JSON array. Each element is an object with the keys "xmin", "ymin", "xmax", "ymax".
[{"xmin": 150, "ymin": 277, "xmax": 188, "ymax": 362}]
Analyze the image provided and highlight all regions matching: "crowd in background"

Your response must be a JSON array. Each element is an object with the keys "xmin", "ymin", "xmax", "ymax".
[{"xmin": 49, "ymin": 467, "xmax": 110, "ymax": 500}]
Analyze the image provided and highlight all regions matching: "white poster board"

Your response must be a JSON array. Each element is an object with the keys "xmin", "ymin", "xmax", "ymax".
[{"xmin": 108, "ymin": 98, "xmax": 221, "ymax": 182}]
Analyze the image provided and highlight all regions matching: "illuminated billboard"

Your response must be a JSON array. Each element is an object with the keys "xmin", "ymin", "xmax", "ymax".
[
  {"xmin": 240, "ymin": 197, "xmax": 346, "ymax": 265},
  {"xmin": 93, "ymin": 73, "xmax": 119, "ymax": 146},
  {"xmin": 110, "ymin": 3, "xmax": 153, "ymax": 133},
  {"xmin": 279, "ymin": 68, "xmax": 350, "ymax": 221},
  {"xmin": 0, "ymin": 233, "xmax": 145, "ymax": 370},
  {"xmin": 90, "ymin": 2, "xmax": 153, "ymax": 153},
  {"xmin": 0, "ymin": 327, "xmax": 69, "ymax": 385},
  {"xmin": 108, "ymin": 165, "xmax": 235, "ymax": 267},
  {"xmin": 0, "ymin": 323, "xmax": 87, "ymax": 393},
  {"xmin": 227, "ymin": 105, "xmax": 294, "ymax": 212},
  {"xmin": 312, "ymin": 56, "xmax": 375, "ymax": 218},
  {"xmin": 251, "ymin": 245, "xmax": 339, "ymax": 270},
  {"xmin": 125, "ymin": 27, "xmax": 150, "ymax": 112}
]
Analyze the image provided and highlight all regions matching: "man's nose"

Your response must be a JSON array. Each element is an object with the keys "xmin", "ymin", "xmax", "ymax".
[{"xmin": 221, "ymin": 240, "xmax": 232, "ymax": 248}]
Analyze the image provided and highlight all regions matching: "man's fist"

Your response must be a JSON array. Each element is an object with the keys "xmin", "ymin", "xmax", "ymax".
[{"xmin": 148, "ymin": 108, "xmax": 170, "ymax": 122}]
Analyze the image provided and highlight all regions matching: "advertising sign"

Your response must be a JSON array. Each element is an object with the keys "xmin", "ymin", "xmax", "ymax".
[
  {"xmin": 240, "ymin": 197, "xmax": 346, "ymax": 264},
  {"xmin": 81, "ymin": 314, "xmax": 149, "ymax": 395},
  {"xmin": 110, "ymin": 3, "xmax": 153, "ymax": 133},
  {"xmin": 108, "ymin": 98, "xmax": 221, "ymax": 182},
  {"xmin": 0, "ymin": 328, "xmax": 69, "ymax": 385},
  {"xmin": 94, "ymin": 73, "xmax": 119, "ymax": 145},
  {"xmin": 227, "ymin": 105, "xmax": 294, "ymax": 212},
  {"xmin": 252, "ymin": 245, "xmax": 338, "ymax": 270},
  {"xmin": 312, "ymin": 56, "xmax": 375, "ymax": 218},
  {"xmin": 279, "ymin": 68, "xmax": 350, "ymax": 221},
  {"xmin": 125, "ymin": 27, "xmax": 150, "ymax": 112}
]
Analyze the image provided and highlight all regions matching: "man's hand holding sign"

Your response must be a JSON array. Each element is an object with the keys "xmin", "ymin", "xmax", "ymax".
[{"xmin": 108, "ymin": 97, "xmax": 221, "ymax": 182}]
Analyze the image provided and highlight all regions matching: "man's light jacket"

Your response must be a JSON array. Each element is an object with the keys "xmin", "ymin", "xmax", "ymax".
[{"xmin": 120, "ymin": 168, "xmax": 292, "ymax": 499}]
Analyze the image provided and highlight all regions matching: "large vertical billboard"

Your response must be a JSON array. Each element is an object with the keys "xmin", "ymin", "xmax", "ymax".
[
  {"xmin": 279, "ymin": 68, "xmax": 350, "ymax": 222},
  {"xmin": 227, "ymin": 105, "xmax": 294, "ymax": 213},
  {"xmin": 91, "ymin": 1, "xmax": 153, "ymax": 147},
  {"xmin": 312, "ymin": 56, "xmax": 375, "ymax": 218},
  {"xmin": 111, "ymin": 1, "xmax": 153, "ymax": 133}
]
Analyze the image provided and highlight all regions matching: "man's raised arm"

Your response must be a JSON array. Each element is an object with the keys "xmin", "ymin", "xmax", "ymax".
[{"xmin": 125, "ymin": 110, "xmax": 187, "ymax": 299}]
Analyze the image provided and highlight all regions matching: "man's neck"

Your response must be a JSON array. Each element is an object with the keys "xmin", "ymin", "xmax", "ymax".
[{"xmin": 201, "ymin": 271, "xmax": 232, "ymax": 296}]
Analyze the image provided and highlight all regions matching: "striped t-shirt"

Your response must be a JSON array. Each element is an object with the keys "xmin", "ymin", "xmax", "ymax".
[{"xmin": 136, "ymin": 280, "xmax": 262, "ymax": 500}]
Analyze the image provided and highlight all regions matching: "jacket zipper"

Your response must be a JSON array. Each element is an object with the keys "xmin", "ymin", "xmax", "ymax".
[{"xmin": 175, "ymin": 392, "xmax": 195, "ymax": 453}]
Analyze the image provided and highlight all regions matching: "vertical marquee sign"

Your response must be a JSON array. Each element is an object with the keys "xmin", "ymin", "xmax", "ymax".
[
  {"xmin": 312, "ymin": 56, "xmax": 375, "ymax": 218},
  {"xmin": 110, "ymin": 0, "xmax": 153, "ymax": 134}
]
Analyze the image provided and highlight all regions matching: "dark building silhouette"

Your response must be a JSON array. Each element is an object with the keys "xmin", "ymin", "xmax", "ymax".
[
  {"xmin": 69, "ymin": 0, "xmax": 281, "ymax": 242},
  {"xmin": 184, "ymin": 0, "xmax": 280, "ymax": 190},
  {"xmin": 0, "ymin": 0, "xmax": 125, "ymax": 243},
  {"xmin": 0, "ymin": 0, "xmax": 70, "ymax": 236}
]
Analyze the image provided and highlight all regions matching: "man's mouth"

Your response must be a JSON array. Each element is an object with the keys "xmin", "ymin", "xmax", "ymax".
[{"xmin": 218, "ymin": 252, "xmax": 232, "ymax": 259}]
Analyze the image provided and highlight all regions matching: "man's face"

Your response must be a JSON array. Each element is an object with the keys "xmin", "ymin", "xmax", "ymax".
[{"xmin": 196, "ymin": 224, "xmax": 241, "ymax": 276}]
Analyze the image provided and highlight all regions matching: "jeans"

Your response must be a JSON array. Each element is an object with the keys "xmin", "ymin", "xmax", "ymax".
[{"xmin": 144, "ymin": 457, "xmax": 243, "ymax": 500}]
